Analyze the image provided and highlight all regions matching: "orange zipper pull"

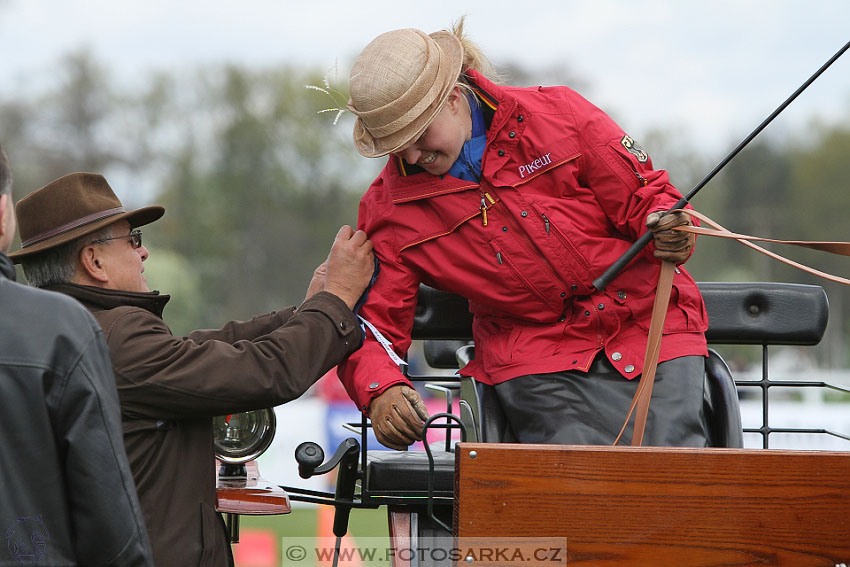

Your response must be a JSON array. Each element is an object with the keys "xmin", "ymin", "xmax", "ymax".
[{"xmin": 480, "ymin": 193, "xmax": 495, "ymax": 227}]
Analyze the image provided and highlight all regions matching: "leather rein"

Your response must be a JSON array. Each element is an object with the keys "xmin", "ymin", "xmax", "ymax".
[{"xmin": 615, "ymin": 209, "xmax": 850, "ymax": 446}]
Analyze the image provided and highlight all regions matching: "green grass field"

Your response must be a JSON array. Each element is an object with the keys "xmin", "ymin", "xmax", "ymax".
[{"xmin": 233, "ymin": 505, "xmax": 390, "ymax": 566}]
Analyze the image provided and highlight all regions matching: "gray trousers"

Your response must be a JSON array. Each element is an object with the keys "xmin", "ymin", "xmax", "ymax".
[{"xmin": 493, "ymin": 354, "xmax": 709, "ymax": 447}]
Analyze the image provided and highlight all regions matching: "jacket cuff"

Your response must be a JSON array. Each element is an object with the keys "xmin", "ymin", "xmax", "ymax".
[
  {"xmin": 360, "ymin": 377, "xmax": 413, "ymax": 415},
  {"xmin": 298, "ymin": 291, "xmax": 362, "ymax": 344}
]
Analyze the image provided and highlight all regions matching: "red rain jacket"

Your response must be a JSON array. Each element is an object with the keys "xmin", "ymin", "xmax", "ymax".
[{"xmin": 339, "ymin": 70, "xmax": 708, "ymax": 413}]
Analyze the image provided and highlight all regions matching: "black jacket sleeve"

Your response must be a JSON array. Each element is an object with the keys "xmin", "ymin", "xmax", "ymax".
[{"xmin": 56, "ymin": 316, "xmax": 154, "ymax": 566}]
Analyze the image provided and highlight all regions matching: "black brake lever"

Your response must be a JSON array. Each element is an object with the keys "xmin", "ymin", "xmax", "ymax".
[{"xmin": 294, "ymin": 437, "xmax": 361, "ymax": 537}]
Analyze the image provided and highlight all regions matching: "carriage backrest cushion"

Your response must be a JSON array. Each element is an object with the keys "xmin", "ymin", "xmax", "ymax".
[{"xmin": 413, "ymin": 282, "xmax": 828, "ymax": 347}]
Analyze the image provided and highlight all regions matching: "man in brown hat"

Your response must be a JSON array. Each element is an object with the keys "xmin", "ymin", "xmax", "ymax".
[
  {"xmin": 1, "ymin": 153, "xmax": 153, "ymax": 566},
  {"xmin": 10, "ymin": 171, "xmax": 375, "ymax": 567}
]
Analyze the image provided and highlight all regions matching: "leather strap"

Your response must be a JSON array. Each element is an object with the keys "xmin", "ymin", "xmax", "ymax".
[
  {"xmin": 677, "ymin": 209, "xmax": 850, "ymax": 285},
  {"xmin": 614, "ymin": 210, "xmax": 850, "ymax": 447},
  {"xmin": 613, "ymin": 260, "xmax": 676, "ymax": 446}
]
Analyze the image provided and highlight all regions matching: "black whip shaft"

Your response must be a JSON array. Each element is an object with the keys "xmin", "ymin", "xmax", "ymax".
[{"xmin": 592, "ymin": 39, "xmax": 850, "ymax": 291}]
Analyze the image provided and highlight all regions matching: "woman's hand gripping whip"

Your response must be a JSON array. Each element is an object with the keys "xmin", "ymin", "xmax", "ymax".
[{"xmin": 593, "ymin": 39, "xmax": 850, "ymax": 291}]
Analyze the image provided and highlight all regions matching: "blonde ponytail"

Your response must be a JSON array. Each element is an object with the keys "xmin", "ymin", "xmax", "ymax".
[{"xmin": 451, "ymin": 16, "xmax": 504, "ymax": 84}]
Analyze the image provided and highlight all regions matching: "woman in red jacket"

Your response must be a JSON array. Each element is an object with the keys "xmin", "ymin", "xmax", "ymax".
[{"xmin": 338, "ymin": 18, "xmax": 708, "ymax": 449}]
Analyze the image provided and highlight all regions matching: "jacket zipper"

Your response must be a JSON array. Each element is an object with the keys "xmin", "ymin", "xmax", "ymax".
[
  {"xmin": 614, "ymin": 150, "xmax": 648, "ymax": 187},
  {"xmin": 531, "ymin": 203, "xmax": 591, "ymax": 274},
  {"xmin": 488, "ymin": 208, "xmax": 566, "ymax": 311},
  {"xmin": 480, "ymin": 192, "xmax": 496, "ymax": 226},
  {"xmin": 493, "ymin": 245, "xmax": 554, "ymax": 306}
]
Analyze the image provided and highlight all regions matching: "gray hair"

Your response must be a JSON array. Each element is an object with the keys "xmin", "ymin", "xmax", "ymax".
[
  {"xmin": 21, "ymin": 225, "xmax": 113, "ymax": 288},
  {"xmin": 0, "ymin": 144, "xmax": 12, "ymax": 197}
]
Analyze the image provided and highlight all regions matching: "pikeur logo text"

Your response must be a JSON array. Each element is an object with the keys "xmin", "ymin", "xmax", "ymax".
[{"xmin": 518, "ymin": 153, "xmax": 552, "ymax": 179}]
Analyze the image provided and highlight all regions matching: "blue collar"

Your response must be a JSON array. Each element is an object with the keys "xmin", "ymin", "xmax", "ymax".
[{"xmin": 447, "ymin": 97, "xmax": 487, "ymax": 182}]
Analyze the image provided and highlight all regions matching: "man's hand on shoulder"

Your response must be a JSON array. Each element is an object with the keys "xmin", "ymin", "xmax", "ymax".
[
  {"xmin": 305, "ymin": 261, "xmax": 328, "ymax": 302},
  {"xmin": 323, "ymin": 225, "xmax": 375, "ymax": 310}
]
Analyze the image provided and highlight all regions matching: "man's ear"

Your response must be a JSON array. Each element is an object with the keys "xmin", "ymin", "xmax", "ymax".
[{"xmin": 78, "ymin": 244, "xmax": 109, "ymax": 284}]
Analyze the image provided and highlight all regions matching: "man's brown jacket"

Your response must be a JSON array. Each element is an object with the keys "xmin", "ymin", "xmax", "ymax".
[{"xmin": 48, "ymin": 283, "xmax": 361, "ymax": 567}]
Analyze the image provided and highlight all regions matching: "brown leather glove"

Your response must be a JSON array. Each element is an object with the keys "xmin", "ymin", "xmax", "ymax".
[
  {"xmin": 368, "ymin": 384, "xmax": 430, "ymax": 450},
  {"xmin": 646, "ymin": 211, "xmax": 694, "ymax": 264}
]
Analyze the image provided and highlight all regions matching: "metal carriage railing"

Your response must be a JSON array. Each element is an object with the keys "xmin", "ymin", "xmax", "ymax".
[{"xmin": 404, "ymin": 281, "xmax": 847, "ymax": 450}]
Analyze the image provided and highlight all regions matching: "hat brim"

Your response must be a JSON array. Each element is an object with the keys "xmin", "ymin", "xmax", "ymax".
[
  {"xmin": 352, "ymin": 30, "xmax": 464, "ymax": 158},
  {"xmin": 9, "ymin": 205, "xmax": 164, "ymax": 262}
]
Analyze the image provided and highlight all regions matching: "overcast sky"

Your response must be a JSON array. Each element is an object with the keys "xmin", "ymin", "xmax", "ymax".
[{"xmin": 1, "ymin": 0, "xmax": 849, "ymax": 156}]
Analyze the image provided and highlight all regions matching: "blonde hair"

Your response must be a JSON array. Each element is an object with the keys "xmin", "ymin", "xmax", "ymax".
[{"xmin": 451, "ymin": 16, "xmax": 504, "ymax": 84}]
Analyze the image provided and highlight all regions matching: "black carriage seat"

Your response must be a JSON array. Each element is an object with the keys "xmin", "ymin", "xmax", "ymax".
[
  {"xmin": 364, "ymin": 282, "xmax": 828, "ymax": 496},
  {"xmin": 365, "ymin": 450, "xmax": 455, "ymax": 497},
  {"xmin": 430, "ymin": 346, "xmax": 742, "ymax": 447}
]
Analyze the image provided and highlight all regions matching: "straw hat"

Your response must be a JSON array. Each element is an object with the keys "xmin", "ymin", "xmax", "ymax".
[
  {"xmin": 347, "ymin": 28, "xmax": 463, "ymax": 158},
  {"xmin": 9, "ymin": 172, "xmax": 164, "ymax": 262}
]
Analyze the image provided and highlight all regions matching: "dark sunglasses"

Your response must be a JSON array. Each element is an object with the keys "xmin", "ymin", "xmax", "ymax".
[{"xmin": 89, "ymin": 229, "xmax": 143, "ymax": 249}]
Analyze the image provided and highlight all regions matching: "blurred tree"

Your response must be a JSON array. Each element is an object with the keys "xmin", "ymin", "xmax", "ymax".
[
  {"xmin": 0, "ymin": 52, "xmax": 379, "ymax": 331},
  {"xmin": 710, "ymin": 141, "xmax": 793, "ymax": 282},
  {"xmin": 24, "ymin": 50, "xmax": 120, "ymax": 180},
  {"xmin": 683, "ymin": 126, "xmax": 850, "ymax": 367},
  {"xmin": 141, "ymin": 247, "xmax": 203, "ymax": 336},
  {"xmin": 0, "ymin": 49, "xmax": 130, "ymax": 277},
  {"xmin": 787, "ymin": 121, "xmax": 850, "ymax": 366},
  {"xmin": 0, "ymin": 49, "xmax": 157, "ymax": 206},
  {"xmin": 1, "ymin": 50, "xmax": 848, "ymax": 365},
  {"xmin": 788, "ymin": 121, "xmax": 850, "ymax": 242},
  {"xmin": 147, "ymin": 64, "xmax": 379, "ymax": 328}
]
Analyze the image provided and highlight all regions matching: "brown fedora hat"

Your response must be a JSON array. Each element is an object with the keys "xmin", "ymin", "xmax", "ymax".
[
  {"xmin": 347, "ymin": 28, "xmax": 463, "ymax": 158},
  {"xmin": 8, "ymin": 172, "xmax": 164, "ymax": 263}
]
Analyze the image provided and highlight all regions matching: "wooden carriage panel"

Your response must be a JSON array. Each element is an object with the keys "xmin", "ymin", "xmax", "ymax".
[{"xmin": 455, "ymin": 443, "xmax": 850, "ymax": 566}]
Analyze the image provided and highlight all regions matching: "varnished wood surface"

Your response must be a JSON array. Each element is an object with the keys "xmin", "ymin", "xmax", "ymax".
[
  {"xmin": 216, "ymin": 485, "xmax": 291, "ymax": 515},
  {"xmin": 215, "ymin": 460, "xmax": 291, "ymax": 515},
  {"xmin": 455, "ymin": 443, "xmax": 850, "ymax": 566}
]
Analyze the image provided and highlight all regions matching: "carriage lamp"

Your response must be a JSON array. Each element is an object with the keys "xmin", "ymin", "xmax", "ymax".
[
  {"xmin": 213, "ymin": 408, "xmax": 288, "ymax": 541},
  {"xmin": 213, "ymin": 408, "xmax": 276, "ymax": 475}
]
